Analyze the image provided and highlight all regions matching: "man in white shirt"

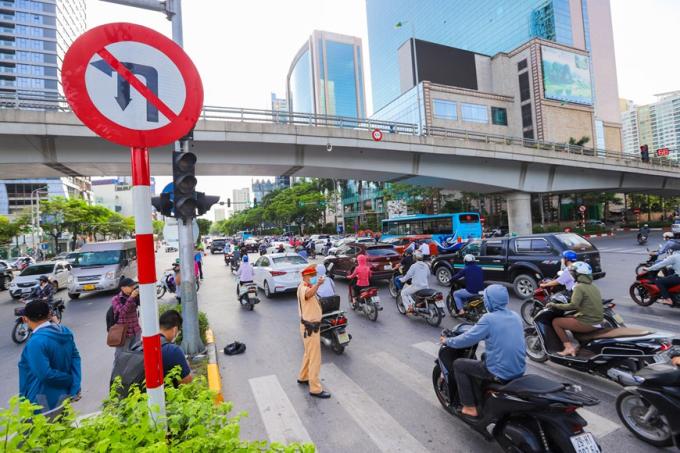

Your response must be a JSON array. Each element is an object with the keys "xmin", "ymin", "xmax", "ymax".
[
  {"xmin": 399, "ymin": 252, "xmax": 430, "ymax": 313},
  {"xmin": 418, "ymin": 240, "xmax": 431, "ymax": 261}
]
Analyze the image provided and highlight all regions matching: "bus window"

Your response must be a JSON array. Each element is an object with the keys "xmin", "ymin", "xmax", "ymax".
[{"xmin": 434, "ymin": 218, "xmax": 453, "ymax": 234}]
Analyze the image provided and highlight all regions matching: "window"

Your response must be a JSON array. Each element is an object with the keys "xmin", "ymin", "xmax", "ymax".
[
  {"xmin": 517, "ymin": 59, "xmax": 528, "ymax": 71},
  {"xmin": 521, "ymin": 104, "xmax": 533, "ymax": 128},
  {"xmin": 461, "ymin": 103, "xmax": 488, "ymax": 124},
  {"xmin": 273, "ymin": 256, "xmax": 307, "ymax": 265},
  {"xmin": 461, "ymin": 241, "xmax": 481, "ymax": 256},
  {"xmin": 523, "ymin": 129, "xmax": 534, "ymax": 139},
  {"xmin": 515, "ymin": 238, "xmax": 551, "ymax": 253},
  {"xmin": 433, "ymin": 99, "xmax": 457, "ymax": 120},
  {"xmin": 485, "ymin": 242, "xmax": 506, "ymax": 256},
  {"xmin": 458, "ymin": 214, "xmax": 479, "ymax": 223},
  {"xmin": 491, "ymin": 107, "xmax": 508, "ymax": 126},
  {"xmin": 519, "ymin": 72, "xmax": 531, "ymax": 102},
  {"xmin": 366, "ymin": 247, "xmax": 398, "ymax": 257}
]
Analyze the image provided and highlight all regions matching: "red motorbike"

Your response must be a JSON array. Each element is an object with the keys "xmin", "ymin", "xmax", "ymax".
[{"xmin": 629, "ymin": 271, "xmax": 680, "ymax": 307}]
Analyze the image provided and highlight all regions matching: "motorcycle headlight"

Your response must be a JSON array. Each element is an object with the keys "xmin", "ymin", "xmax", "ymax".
[{"xmin": 105, "ymin": 272, "xmax": 115, "ymax": 280}]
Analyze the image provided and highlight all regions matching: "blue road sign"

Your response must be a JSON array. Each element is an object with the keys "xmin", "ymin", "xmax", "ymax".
[{"xmin": 162, "ymin": 182, "xmax": 174, "ymax": 201}]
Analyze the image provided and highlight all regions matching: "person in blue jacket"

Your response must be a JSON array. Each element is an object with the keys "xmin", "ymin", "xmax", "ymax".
[
  {"xmin": 440, "ymin": 284, "xmax": 525, "ymax": 418},
  {"xmin": 18, "ymin": 299, "xmax": 81, "ymax": 413},
  {"xmin": 451, "ymin": 254, "xmax": 485, "ymax": 316}
]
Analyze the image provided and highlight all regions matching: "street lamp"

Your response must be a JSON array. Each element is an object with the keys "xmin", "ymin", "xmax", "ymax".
[{"xmin": 395, "ymin": 20, "xmax": 423, "ymax": 134}]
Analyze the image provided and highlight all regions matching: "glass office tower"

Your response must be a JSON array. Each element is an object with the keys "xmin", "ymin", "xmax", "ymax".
[
  {"xmin": 366, "ymin": 0, "xmax": 575, "ymax": 112},
  {"xmin": 287, "ymin": 30, "xmax": 366, "ymax": 118},
  {"xmin": 0, "ymin": 0, "xmax": 86, "ymax": 99}
]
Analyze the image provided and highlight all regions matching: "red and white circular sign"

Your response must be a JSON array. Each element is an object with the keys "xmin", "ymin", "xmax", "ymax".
[
  {"xmin": 61, "ymin": 23, "xmax": 203, "ymax": 148},
  {"xmin": 371, "ymin": 128, "xmax": 383, "ymax": 141},
  {"xmin": 579, "ymin": 205, "xmax": 587, "ymax": 213}
]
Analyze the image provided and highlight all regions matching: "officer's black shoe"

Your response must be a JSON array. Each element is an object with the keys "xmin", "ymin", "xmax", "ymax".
[
  {"xmin": 310, "ymin": 391, "xmax": 331, "ymax": 399},
  {"xmin": 297, "ymin": 379, "xmax": 309, "ymax": 385}
]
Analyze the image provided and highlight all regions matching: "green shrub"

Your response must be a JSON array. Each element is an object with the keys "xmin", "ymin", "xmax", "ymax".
[
  {"xmin": 158, "ymin": 303, "xmax": 209, "ymax": 345},
  {"xmin": 0, "ymin": 375, "xmax": 315, "ymax": 452}
]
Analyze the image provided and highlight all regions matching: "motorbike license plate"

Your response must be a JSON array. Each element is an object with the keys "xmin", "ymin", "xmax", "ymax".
[
  {"xmin": 435, "ymin": 300, "xmax": 445, "ymax": 309},
  {"xmin": 337, "ymin": 331, "xmax": 350, "ymax": 344},
  {"xmin": 327, "ymin": 263, "xmax": 334, "ymax": 272},
  {"xmin": 83, "ymin": 284, "xmax": 96, "ymax": 291},
  {"xmin": 569, "ymin": 432, "xmax": 599, "ymax": 453},
  {"xmin": 384, "ymin": 264, "xmax": 392, "ymax": 270},
  {"xmin": 248, "ymin": 293, "xmax": 256, "ymax": 299},
  {"xmin": 654, "ymin": 351, "xmax": 670, "ymax": 363}
]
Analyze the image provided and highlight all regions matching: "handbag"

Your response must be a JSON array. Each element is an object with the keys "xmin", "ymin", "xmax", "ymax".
[{"xmin": 107, "ymin": 323, "xmax": 127, "ymax": 347}]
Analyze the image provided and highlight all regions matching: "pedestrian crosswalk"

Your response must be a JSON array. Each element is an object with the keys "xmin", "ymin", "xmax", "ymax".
[{"xmin": 240, "ymin": 340, "xmax": 624, "ymax": 451}]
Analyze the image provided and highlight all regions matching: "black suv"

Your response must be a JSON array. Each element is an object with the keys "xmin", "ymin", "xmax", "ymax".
[
  {"xmin": 210, "ymin": 238, "xmax": 228, "ymax": 254},
  {"xmin": 0, "ymin": 260, "xmax": 13, "ymax": 291},
  {"xmin": 430, "ymin": 232, "xmax": 605, "ymax": 298}
]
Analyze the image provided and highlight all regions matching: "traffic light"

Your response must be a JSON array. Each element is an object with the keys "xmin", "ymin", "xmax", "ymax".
[
  {"xmin": 173, "ymin": 151, "xmax": 197, "ymax": 219},
  {"xmin": 227, "ymin": 198, "xmax": 231, "ymax": 208},
  {"xmin": 253, "ymin": 197, "xmax": 258, "ymax": 207},
  {"xmin": 151, "ymin": 192, "xmax": 173, "ymax": 217},
  {"xmin": 196, "ymin": 192, "xmax": 220, "ymax": 216}
]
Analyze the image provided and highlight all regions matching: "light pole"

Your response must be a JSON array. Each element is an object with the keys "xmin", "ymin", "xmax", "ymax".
[
  {"xmin": 30, "ymin": 187, "xmax": 48, "ymax": 255},
  {"xmin": 395, "ymin": 21, "xmax": 423, "ymax": 134}
]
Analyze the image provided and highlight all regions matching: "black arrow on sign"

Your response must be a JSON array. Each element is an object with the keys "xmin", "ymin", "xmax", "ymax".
[{"xmin": 90, "ymin": 59, "xmax": 160, "ymax": 123}]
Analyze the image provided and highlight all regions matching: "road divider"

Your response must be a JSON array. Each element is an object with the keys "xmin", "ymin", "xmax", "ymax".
[{"xmin": 204, "ymin": 328, "xmax": 223, "ymax": 403}]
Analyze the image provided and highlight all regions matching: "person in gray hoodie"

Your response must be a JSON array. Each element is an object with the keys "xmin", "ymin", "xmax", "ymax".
[{"xmin": 440, "ymin": 284, "xmax": 525, "ymax": 418}]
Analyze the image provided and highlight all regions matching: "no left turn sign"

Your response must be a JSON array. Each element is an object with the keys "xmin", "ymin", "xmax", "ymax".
[
  {"xmin": 62, "ymin": 23, "xmax": 203, "ymax": 148},
  {"xmin": 372, "ymin": 128, "xmax": 383, "ymax": 141}
]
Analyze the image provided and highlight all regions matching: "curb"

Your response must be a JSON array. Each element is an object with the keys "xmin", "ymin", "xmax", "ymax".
[
  {"xmin": 616, "ymin": 227, "xmax": 668, "ymax": 232},
  {"xmin": 205, "ymin": 329, "xmax": 224, "ymax": 403},
  {"xmin": 582, "ymin": 233, "xmax": 615, "ymax": 239}
]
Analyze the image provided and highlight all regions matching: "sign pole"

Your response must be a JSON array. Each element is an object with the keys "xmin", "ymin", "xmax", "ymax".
[{"xmin": 131, "ymin": 146, "xmax": 165, "ymax": 422}]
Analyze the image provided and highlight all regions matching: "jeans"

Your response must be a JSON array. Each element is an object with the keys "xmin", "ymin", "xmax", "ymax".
[
  {"xmin": 453, "ymin": 358, "xmax": 495, "ymax": 407},
  {"xmin": 401, "ymin": 284, "xmax": 425, "ymax": 309},
  {"xmin": 655, "ymin": 274, "xmax": 680, "ymax": 299},
  {"xmin": 453, "ymin": 288, "xmax": 477, "ymax": 311}
]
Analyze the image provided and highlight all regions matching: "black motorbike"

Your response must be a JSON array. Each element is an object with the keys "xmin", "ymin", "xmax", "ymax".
[
  {"xmin": 224, "ymin": 252, "xmax": 233, "ymax": 266},
  {"xmin": 445, "ymin": 280, "xmax": 487, "ymax": 323},
  {"xmin": 230, "ymin": 256, "xmax": 240, "ymax": 274},
  {"xmin": 237, "ymin": 282, "xmax": 260, "ymax": 311},
  {"xmin": 13, "ymin": 297, "xmax": 65, "ymax": 344},
  {"xmin": 525, "ymin": 305, "xmax": 673, "ymax": 385},
  {"xmin": 259, "ymin": 245, "xmax": 267, "ymax": 256},
  {"xmin": 638, "ymin": 233, "xmax": 649, "ymax": 245},
  {"xmin": 434, "ymin": 325, "xmax": 601, "ymax": 452},
  {"xmin": 319, "ymin": 295, "xmax": 351, "ymax": 354},
  {"xmin": 348, "ymin": 283, "xmax": 382, "ymax": 322},
  {"xmin": 616, "ymin": 355, "xmax": 680, "ymax": 448},
  {"xmin": 394, "ymin": 282, "xmax": 445, "ymax": 327}
]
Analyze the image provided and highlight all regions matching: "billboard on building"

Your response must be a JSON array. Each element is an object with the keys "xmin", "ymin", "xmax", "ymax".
[
  {"xmin": 387, "ymin": 200, "xmax": 407, "ymax": 218},
  {"xmin": 541, "ymin": 46, "xmax": 592, "ymax": 106}
]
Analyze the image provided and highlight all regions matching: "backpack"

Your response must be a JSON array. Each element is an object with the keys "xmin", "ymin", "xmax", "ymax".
[
  {"xmin": 105, "ymin": 305, "xmax": 119, "ymax": 332},
  {"xmin": 110, "ymin": 337, "xmax": 169, "ymax": 397}
]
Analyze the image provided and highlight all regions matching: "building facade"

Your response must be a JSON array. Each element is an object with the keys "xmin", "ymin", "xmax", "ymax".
[
  {"xmin": 366, "ymin": 0, "xmax": 621, "ymax": 151},
  {"xmin": 232, "ymin": 188, "xmax": 250, "ymax": 213},
  {"xmin": 287, "ymin": 30, "xmax": 366, "ymax": 119},
  {"xmin": 621, "ymin": 92, "xmax": 680, "ymax": 161},
  {"xmin": 251, "ymin": 178, "xmax": 274, "ymax": 203},
  {"xmin": 0, "ymin": 0, "xmax": 86, "ymax": 100},
  {"xmin": 0, "ymin": 176, "xmax": 92, "ymax": 217},
  {"xmin": 92, "ymin": 176, "xmax": 156, "ymax": 218}
]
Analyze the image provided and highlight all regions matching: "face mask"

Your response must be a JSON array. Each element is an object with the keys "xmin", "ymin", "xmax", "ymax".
[
  {"xmin": 310, "ymin": 277, "xmax": 318, "ymax": 285},
  {"xmin": 173, "ymin": 329, "xmax": 181, "ymax": 343}
]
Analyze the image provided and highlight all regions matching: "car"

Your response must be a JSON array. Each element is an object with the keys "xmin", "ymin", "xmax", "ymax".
[
  {"xmin": 430, "ymin": 232, "xmax": 605, "ymax": 298},
  {"xmin": 672, "ymin": 218, "xmax": 680, "ymax": 236},
  {"xmin": 210, "ymin": 238, "xmax": 228, "ymax": 254},
  {"xmin": 252, "ymin": 252, "xmax": 309, "ymax": 298},
  {"xmin": 585, "ymin": 219, "xmax": 607, "ymax": 229},
  {"xmin": 243, "ymin": 238, "xmax": 260, "ymax": 253},
  {"xmin": 324, "ymin": 242, "xmax": 401, "ymax": 281},
  {"xmin": 267, "ymin": 241, "xmax": 296, "ymax": 254},
  {"xmin": 54, "ymin": 252, "xmax": 79, "ymax": 264},
  {"xmin": 328, "ymin": 236, "xmax": 376, "ymax": 255},
  {"xmin": 9, "ymin": 260, "xmax": 71, "ymax": 299},
  {"xmin": 380, "ymin": 235, "xmax": 439, "ymax": 256},
  {"xmin": 0, "ymin": 260, "xmax": 13, "ymax": 291}
]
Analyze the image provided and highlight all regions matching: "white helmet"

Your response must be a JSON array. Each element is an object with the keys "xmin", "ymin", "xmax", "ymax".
[
  {"xmin": 414, "ymin": 251, "xmax": 424, "ymax": 261},
  {"xmin": 570, "ymin": 261, "xmax": 592, "ymax": 275},
  {"xmin": 464, "ymin": 254, "xmax": 476, "ymax": 263},
  {"xmin": 663, "ymin": 232, "xmax": 673, "ymax": 240}
]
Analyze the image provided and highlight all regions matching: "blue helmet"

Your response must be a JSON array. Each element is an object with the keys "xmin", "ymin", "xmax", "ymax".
[
  {"xmin": 242, "ymin": 255, "xmax": 249, "ymax": 263},
  {"xmin": 562, "ymin": 250, "xmax": 578, "ymax": 262}
]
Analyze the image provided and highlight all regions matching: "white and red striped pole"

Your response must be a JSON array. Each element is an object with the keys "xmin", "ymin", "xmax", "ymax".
[{"xmin": 131, "ymin": 146, "xmax": 165, "ymax": 422}]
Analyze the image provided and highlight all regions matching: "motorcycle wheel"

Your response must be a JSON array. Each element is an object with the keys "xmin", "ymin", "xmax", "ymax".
[
  {"xmin": 12, "ymin": 322, "xmax": 30, "ymax": 344},
  {"xmin": 525, "ymin": 332, "xmax": 548, "ymax": 362},
  {"xmin": 432, "ymin": 364, "xmax": 454, "ymax": 413},
  {"xmin": 331, "ymin": 337, "xmax": 345, "ymax": 355},
  {"xmin": 396, "ymin": 294, "xmax": 406, "ymax": 315},
  {"xmin": 156, "ymin": 284, "xmax": 166, "ymax": 299},
  {"xmin": 55, "ymin": 307, "xmax": 63, "ymax": 323},
  {"xmin": 445, "ymin": 294, "xmax": 456, "ymax": 317},
  {"xmin": 367, "ymin": 302, "xmax": 379, "ymax": 322},
  {"xmin": 426, "ymin": 306, "xmax": 442, "ymax": 327},
  {"xmin": 248, "ymin": 302, "xmax": 254, "ymax": 311},
  {"xmin": 629, "ymin": 283, "xmax": 654, "ymax": 307},
  {"xmin": 616, "ymin": 391, "xmax": 672, "ymax": 447},
  {"xmin": 634, "ymin": 263, "xmax": 648, "ymax": 275},
  {"xmin": 520, "ymin": 299, "xmax": 540, "ymax": 325},
  {"xmin": 388, "ymin": 278, "xmax": 398, "ymax": 298}
]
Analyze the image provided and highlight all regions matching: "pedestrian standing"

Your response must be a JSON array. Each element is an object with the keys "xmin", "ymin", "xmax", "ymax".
[
  {"xmin": 297, "ymin": 265, "xmax": 331, "ymax": 399},
  {"xmin": 418, "ymin": 240, "xmax": 431, "ymax": 261},
  {"xmin": 18, "ymin": 299, "xmax": 81, "ymax": 413},
  {"xmin": 194, "ymin": 247, "xmax": 204, "ymax": 280},
  {"xmin": 110, "ymin": 277, "xmax": 141, "ymax": 358}
]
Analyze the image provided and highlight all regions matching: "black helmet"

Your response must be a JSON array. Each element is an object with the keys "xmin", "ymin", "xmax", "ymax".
[{"xmin": 38, "ymin": 275, "xmax": 49, "ymax": 283}]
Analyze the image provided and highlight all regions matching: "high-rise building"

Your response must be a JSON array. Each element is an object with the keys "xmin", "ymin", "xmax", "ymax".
[
  {"xmin": 287, "ymin": 30, "xmax": 366, "ymax": 119},
  {"xmin": 92, "ymin": 176, "xmax": 156, "ymax": 217},
  {"xmin": 275, "ymin": 176, "xmax": 290, "ymax": 190},
  {"xmin": 621, "ymin": 92, "xmax": 680, "ymax": 161},
  {"xmin": 251, "ymin": 179, "xmax": 274, "ymax": 203},
  {"xmin": 214, "ymin": 206, "xmax": 226, "ymax": 222},
  {"xmin": 0, "ymin": 177, "xmax": 92, "ymax": 217},
  {"xmin": 0, "ymin": 0, "xmax": 86, "ymax": 100},
  {"xmin": 366, "ymin": 0, "xmax": 621, "ymax": 149},
  {"xmin": 232, "ymin": 188, "xmax": 250, "ymax": 213},
  {"xmin": 271, "ymin": 92, "xmax": 288, "ymax": 123}
]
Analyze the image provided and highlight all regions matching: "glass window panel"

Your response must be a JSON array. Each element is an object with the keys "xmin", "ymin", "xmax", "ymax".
[
  {"xmin": 491, "ymin": 107, "xmax": 508, "ymax": 125},
  {"xmin": 289, "ymin": 48, "xmax": 313, "ymax": 114},
  {"xmin": 325, "ymin": 40, "xmax": 358, "ymax": 118},
  {"xmin": 461, "ymin": 103, "xmax": 488, "ymax": 124},
  {"xmin": 433, "ymin": 99, "xmax": 457, "ymax": 120}
]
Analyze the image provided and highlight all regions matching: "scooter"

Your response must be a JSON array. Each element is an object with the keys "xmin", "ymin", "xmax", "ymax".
[
  {"xmin": 348, "ymin": 284, "xmax": 382, "ymax": 322},
  {"xmin": 237, "ymin": 282, "xmax": 260, "ymax": 311},
  {"xmin": 616, "ymin": 352, "xmax": 680, "ymax": 448},
  {"xmin": 319, "ymin": 295, "xmax": 351, "ymax": 354},
  {"xmin": 638, "ymin": 233, "xmax": 649, "ymax": 245},
  {"xmin": 394, "ymin": 282, "xmax": 445, "ymax": 327},
  {"xmin": 630, "ymin": 270, "xmax": 680, "ymax": 307},
  {"xmin": 13, "ymin": 297, "xmax": 65, "ymax": 344},
  {"xmin": 224, "ymin": 252, "xmax": 233, "ymax": 266},
  {"xmin": 635, "ymin": 250, "xmax": 676, "ymax": 276},
  {"xmin": 524, "ymin": 305, "xmax": 673, "ymax": 385},
  {"xmin": 230, "ymin": 257, "xmax": 240, "ymax": 274},
  {"xmin": 156, "ymin": 266, "xmax": 199, "ymax": 299},
  {"xmin": 445, "ymin": 280, "xmax": 487, "ymax": 323},
  {"xmin": 433, "ymin": 325, "xmax": 601, "ymax": 452},
  {"xmin": 519, "ymin": 279, "xmax": 570, "ymax": 325}
]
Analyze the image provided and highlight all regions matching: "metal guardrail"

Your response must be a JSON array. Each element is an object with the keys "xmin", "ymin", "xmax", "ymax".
[{"xmin": 0, "ymin": 92, "xmax": 675, "ymax": 170}]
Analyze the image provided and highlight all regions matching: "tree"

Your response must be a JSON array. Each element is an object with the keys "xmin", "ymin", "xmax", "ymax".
[
  {"xmin": 152, "ymin": 219, "xmax": 165, "ymax": 238},
  {"xmin": 0, "ymin": 215, "xmax": 30, "ymax": 246},
  {"xmin": 568, "ymin": 136, "xmax": 590, "ymax": 147},
  {"xmin": 196, "ymin": 219, "xmax": 212, "ymax": 237}
]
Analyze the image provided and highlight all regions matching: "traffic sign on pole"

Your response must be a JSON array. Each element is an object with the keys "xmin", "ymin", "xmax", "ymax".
[
  {"xmin": 371, "ymin": 128, "xmax": 383, "ymax": 141},
  {"xmin": 579, "ymin": 205, "xmax": 587, "ymax": 213},
  {"xmin": 61, "ymin": 22, "xmax": 204, "ymax": 424}
]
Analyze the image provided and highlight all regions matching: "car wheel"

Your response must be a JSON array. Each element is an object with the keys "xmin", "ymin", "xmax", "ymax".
[
  {"xmin": 0, "ymin": 276, "xmax": 6, "ymax": 291},
  {"xmin": 436, "ymin": 267, "xmax": 452, "ymax": 286},
  {"xmin": 68, "ymin": 293, "xmax": 80, "ymax": 300},
  {"xmin": 264, "ymin": 281, "xmax": 272, "ymax": 299},
  {"xmin": 52, "ymin": 282, "xmax": 58, "ymax": 291},
  {"xmin": 513, "ymin": 274, "xmax": 537, "ymax": 298}
]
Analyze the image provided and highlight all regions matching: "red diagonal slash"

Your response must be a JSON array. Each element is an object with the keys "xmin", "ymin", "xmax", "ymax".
[{"xmin": 96, "ymin": 47, "xmax": 178, "ymax": 122}]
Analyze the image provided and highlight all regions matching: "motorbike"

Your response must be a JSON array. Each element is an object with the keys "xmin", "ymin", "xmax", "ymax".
[
  {"xmin": 156, "ymin": 266, "xmax": 199, "ymax": 299},
  {"xmin": 616, "ymin": 352, "xmax": 680, "ymax": 448},
  {"xmin": 635, "ymin": 250, "xmax": 675, "ymax": 276},
  {"xmin": 13, "ymin": 297, "xmax": 65, "ymax": 344},
  {"xmin": 630, "ymin": 270, "xmax": 680, "ymax": 307},
  {"xmin": 237, "ymin": 282, "xmax": 260, "ymax": 311},
  {"xmin": 445, "ymin": 280, "xmax": 487, "ymax": 323},
  {"xmin": 433, "ymin": 324, "xmax": 601, "ymax": 452},
  {"xmin": 394, "ymin": 281, "xmax": 446, "ymax": 327},
  {"xmin": 259, "ymin": 245, "xmax": 267, "ymax": 256},
  {"xmin": 519, "ymin": 279, "xmax": 570, "ymax": 325},
  {"xmin": 224, "ymin": 252, "xmax": 233, "ymax": 266},
  {"xmin": 524, "ymin": 305, "xmax": 674, "ymax": 385},
  {"xmin": 319, "ymin": 295, "xmax": 351, "ymax": 354},
  {"xmin": 348, "ymin": 284, "xmax": 382, "ymax": 322},
  {"xmin": 638, "ymin": 233, "xmax": 649, "ymax": 245},
  {"xmin": 231, "ymin": 256, "xmax": 240, "ymax": 274}
]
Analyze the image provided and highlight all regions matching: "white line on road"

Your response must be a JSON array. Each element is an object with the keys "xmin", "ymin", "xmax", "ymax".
[
  {"xmin": 367, "ymin": 351, "xmax": 440, "ymax": 408},
  {"xmin": 578, "ymin": 408, "xmax": 620, "ymax": 438},
  {"xmin": 249, "ymin": 375, "xmax": 315, "ymax": 447},
  {"xmin": 322, "ymin": 363, "xmax": 429, "ymax": 453},
  {"xmin": 412, "ymin": 341, "xmax": 439, "ymax": 357}
]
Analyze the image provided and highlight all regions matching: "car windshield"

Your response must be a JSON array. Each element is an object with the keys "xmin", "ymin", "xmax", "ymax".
[
  {"xmin": 72, "ymin": 250, "xmax": 124, "ymax": 267},
  {"xmin": 555, "ymin": 233, "xmax": 594, "ymax": 251},
  {"xmin": 213, "ymin": 240, "xmax": 226, "ymax": 246},
  {"xmin": 366, "ymin": 247, "xmax": 397, "ymax": 256},
  {"xmin": 20, "ymin": 264, "xmax": 55, "ymax": 276},
  {"xmin": 273, "ymin": 256, "xmax": 307, "ymax": 265}
]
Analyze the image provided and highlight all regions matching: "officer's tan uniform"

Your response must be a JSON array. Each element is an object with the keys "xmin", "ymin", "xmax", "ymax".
[{"xmin": 297, "ymin": 282, "xmax": 323, "ymax": 394}]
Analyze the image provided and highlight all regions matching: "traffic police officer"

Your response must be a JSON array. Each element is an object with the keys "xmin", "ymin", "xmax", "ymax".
[{"xmin": 297, "ymin": 265, "xmax": 331, "ymax": 399}]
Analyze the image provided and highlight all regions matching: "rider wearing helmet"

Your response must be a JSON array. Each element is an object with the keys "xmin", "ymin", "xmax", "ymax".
[
  {"xmin": 399, "ymin": 252, "xmax": 430, "ymax": 313},
  {"xmin": 540, "ymin": 250, "xmax": 577, "ymax": 292},
  {"xmin": 546, "ymin": 262, "xmax": 604, "ymax": 357},
  {"xmin": 638, "ymin": 224, "xmax": 650, "ymax": 241},
  {"xmin": 236, "ymin": 254, "xmax": 254, "ymax": 297},
  {"xmin": 33, "ymin": 275, "xmax": 55, "ymax": 302},
  {"xmin": 399, "ymin": 248, "xmax": 415, "ymax": 274},
  {"xmin": 658, "ymin": 231, "xmax": 680, "ymax": 256},
  {"xmin": 451, "ymin": 254, "xmax": 484, "ymax": 317}
]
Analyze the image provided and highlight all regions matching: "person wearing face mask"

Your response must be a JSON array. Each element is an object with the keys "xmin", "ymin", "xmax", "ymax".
[{"xmin": 158, "ymin": 309, "xmax": 192, "ymax": 386}]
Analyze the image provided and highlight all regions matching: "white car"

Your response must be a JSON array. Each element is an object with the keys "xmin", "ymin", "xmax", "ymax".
[
  {"xmin": 672, "ymin": 218, "xmax": 680, "ymax": 236},
  {"xmin": 9, "ymin": 260, "xmax": 71, "ymax": 299},
  {"xmin": 252, "ymin": 253, "xmax": 309, "ymax": 298},
  {"xmin": 266, "ymin": 241, "xmax": 296, "ymax": 254}
]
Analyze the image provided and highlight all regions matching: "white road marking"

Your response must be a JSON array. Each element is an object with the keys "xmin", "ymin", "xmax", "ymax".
[
  {"xmin": 249, "ymin": 375, "xmax": 314, "ymax": 446},
  {"xmin": 322, "ymin": 363, "xmax": 429, "ymax": 453},
  {"xmin": 412, "ymin": 341, "xmax": 439, "ymax": 357},
  {"xmin": 367, "ymin": 351, "xmax": 439, "ymax": 408},
  {"xmin": 578, "ymin": 408, "xmax": 620, "ymax": 438}
]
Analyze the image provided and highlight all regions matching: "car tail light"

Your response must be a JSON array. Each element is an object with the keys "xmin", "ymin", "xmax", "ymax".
[
  {"xmin": 660, "ymin": 342, "xmax": 671, "ymax": 351},
  {"xmin": 434, "ymin": 293, "xmax": 443, "ymax": 301},
  {"xmin": 270, "ymin": 271, "xmax": 287, "ymax": 276},
  {"xmin": 338, "ymin": 316, "xmax": 347, "ymax": 325}
]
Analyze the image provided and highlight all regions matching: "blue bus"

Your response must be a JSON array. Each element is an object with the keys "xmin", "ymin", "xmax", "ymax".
[{"xmin": 381, "ymin": 213, "xmax": 482, "ymax": 250}]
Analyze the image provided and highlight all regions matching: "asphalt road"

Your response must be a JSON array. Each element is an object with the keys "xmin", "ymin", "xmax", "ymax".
[{"xmin": 0, "ymin": 233, "xmax": 676, "ymax": 452}]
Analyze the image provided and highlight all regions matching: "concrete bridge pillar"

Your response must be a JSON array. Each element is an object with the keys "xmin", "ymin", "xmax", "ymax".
[{"xmin": 506, "ymin": 192, "xmax": 533, "ymax": 236}]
